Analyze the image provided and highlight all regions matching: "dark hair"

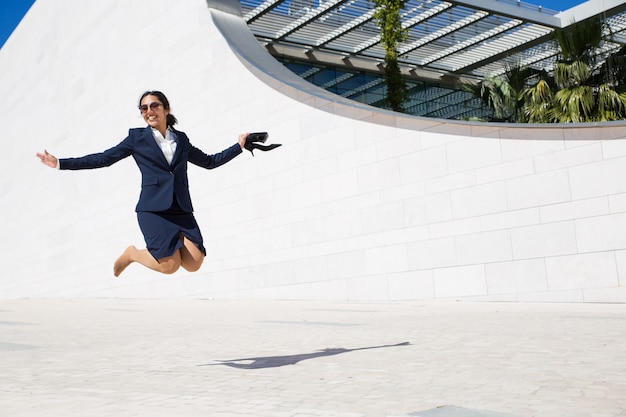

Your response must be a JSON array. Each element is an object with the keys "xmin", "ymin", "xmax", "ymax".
[{"xmin": 139, "ymin": 90, "xmax": 178, "ymax": 127}]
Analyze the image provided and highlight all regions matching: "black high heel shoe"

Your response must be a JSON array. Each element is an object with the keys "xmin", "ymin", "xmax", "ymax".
[{"xmin": 245, "ymin": 132, "xmax": 282, "ymax": 156}]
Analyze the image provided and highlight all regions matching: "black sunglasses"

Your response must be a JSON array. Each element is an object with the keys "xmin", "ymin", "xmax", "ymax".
[{"xmin": 138, "ymin": 102, "xmax": 163, "ymax": 113}]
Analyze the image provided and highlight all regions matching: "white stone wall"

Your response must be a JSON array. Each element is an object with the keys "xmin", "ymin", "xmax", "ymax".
[{"xmin": 1, "ymin": 0, "xmax": 625, "ymax": 302}]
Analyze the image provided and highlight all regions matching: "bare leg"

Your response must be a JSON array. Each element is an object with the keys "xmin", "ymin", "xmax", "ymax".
[
  {"xmin": 114, "ymin": 245, "xmax": 182, "ymax": 277},
  {"xmin": 179, "ymin": 235, "xmax": 205, "ymax": 272}
]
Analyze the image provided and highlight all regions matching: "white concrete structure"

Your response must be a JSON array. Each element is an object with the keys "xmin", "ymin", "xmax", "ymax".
[{"xmin": 1, "ymin": 0, "xmax": 625, "ymax": 302}]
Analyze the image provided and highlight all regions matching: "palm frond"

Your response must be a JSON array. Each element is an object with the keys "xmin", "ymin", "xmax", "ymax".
[{"xmin": 523, "ymin": 80, "xmax": 555, "ymax": 123}]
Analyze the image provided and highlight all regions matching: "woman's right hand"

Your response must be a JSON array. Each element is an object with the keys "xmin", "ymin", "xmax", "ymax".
[{"xmin": 36, "ymin": 150, "xmax": 58, "ymax": 169}]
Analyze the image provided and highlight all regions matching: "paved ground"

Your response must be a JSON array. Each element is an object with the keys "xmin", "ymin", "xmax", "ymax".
[{"xmin": 0, "ymin": 299, "xmax": 625, "ymax": 417}]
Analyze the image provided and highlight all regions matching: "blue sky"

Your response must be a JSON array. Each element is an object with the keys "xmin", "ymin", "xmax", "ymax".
[
  {"xmin": 521, "ymin": 0, "xmax": 587, "ymax": 12},
  {"xmin": 1, "ymin": 0, "xmax": 35, "ymax": 48},
  {"xmin": 0, "ymin": 0, "xmax": 586, "ymax": 49}
]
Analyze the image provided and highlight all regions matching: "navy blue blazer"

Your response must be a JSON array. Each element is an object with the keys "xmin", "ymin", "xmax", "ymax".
[{"xmin": 59, "ymin": 126, "xmax": 242, "ymax": 212}]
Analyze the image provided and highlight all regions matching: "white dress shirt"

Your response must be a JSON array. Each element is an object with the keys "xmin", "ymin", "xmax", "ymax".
[{"xmin": 152, "ymin": 127, "xmax": 177, "ymax": 165}]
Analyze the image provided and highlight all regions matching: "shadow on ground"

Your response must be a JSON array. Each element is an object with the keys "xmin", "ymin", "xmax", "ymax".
[{"xmin": 199, "ymin": 341, "xmax": 410, "ymax": 369}]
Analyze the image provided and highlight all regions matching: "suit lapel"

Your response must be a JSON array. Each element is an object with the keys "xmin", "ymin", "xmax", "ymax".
[
  {"xmin": 142, "ymin": 126, "xmax": 171, "ymax": 168},
  {"xmin": 169, "ymin": 129, "xmax": 184, "ymax": 167}
]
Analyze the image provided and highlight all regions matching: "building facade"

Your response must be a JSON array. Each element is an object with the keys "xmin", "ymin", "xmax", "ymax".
[{"xmin": 1, "ymin": 0, "xmax": 625, "ymax": 302}]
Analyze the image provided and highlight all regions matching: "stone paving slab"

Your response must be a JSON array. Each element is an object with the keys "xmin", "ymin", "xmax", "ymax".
[{"xmin": 0, "ymin": 299, "xmax": 625, "ymax": 417}]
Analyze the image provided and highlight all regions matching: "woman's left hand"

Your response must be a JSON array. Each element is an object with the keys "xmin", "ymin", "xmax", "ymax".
[{"xmin": 238, "ymin": 132, "xmax": 249, "ymax": 151}]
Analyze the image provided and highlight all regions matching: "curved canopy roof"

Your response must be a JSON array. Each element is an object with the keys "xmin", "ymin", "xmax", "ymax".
[{"xmin": 240, "ymin": 0, "xmax": 626, "ymax": 82}]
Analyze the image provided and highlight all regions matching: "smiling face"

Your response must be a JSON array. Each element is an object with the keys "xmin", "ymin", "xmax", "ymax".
[{"xmin": 140, "ymin": 94, "xmax": 169, "ymax": 133}]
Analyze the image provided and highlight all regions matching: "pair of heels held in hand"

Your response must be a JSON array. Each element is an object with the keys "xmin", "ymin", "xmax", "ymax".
[{"xmin": 244, "ymin": 132, "xmax": 281, "ymax": 156}]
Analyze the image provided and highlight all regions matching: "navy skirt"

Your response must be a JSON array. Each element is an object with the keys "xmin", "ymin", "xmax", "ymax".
[{"xmin": 137, "ymin": 201, "xmax": 206, "ymax": 261}]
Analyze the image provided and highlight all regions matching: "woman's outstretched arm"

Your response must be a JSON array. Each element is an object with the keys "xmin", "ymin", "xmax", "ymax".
[{"xmin": 188, "ymin": 132, "xmax": 248, "ymax": 169}]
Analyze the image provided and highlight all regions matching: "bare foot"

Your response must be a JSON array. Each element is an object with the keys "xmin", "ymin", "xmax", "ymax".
[{"xmin": 113, "ymin": 245, "xmax": 135, "ymax": 277}]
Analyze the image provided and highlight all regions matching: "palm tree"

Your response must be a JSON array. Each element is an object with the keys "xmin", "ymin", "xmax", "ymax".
[
  {"xmin": 467, "ymin": 17, "xmax": 626, "ymax": 123},
  {"xmin": 540, "ymin": 18, "xmax": 626, "ymax": 122},
  {"xmin": 525, "ymin": 60, "xmax": 626, "ymax": 123},
  {"xmin": 523, "ymin": 79, "xmax": 554, "ymax": 123},
  {"xmin": 597, "ymin": 45, "xmax": 626, "ymax": 93},
  {"xmin": 595, "ymin": 84, "xmax": 626, "ymax": 121},
  {"xmin": 553, "ymin": 17, "xmax": 603, "ymax": 65},
  {"xmin": 550, "ymin": 60, "xmax": 594, "ymax": 123},
  {"xmin": 462, "ymin": 64, "xmax": 534, "ymax": 122}
]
